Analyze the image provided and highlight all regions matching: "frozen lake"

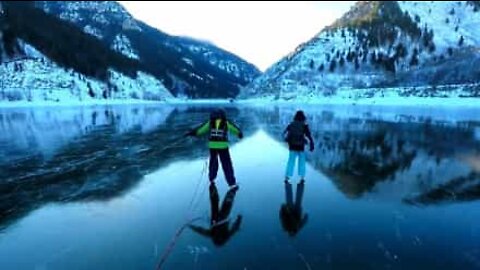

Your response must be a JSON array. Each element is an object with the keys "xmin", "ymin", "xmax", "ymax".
[{"xmin": 0, "ymin": 104, "xmax": 479, "ymax": 269}]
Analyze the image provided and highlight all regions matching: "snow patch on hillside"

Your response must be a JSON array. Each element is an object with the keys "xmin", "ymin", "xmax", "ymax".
[
  {"xmin": 84, "ymin": 25, "xmax": 103, "ymax": 39},
  {"xmin": 108, "ymin": 70, "xmax": 171, "ymax": 101},
  {"xmin": 398, "ymin": 1, "xmax": 480, "ymax": 51},
  {"xmin": 111, "ymin": 34, "xmax": 139, "ymax": 60},
  {"xmin": 0, "ymin": 40, "xmax": 173, "ymax": 105}
]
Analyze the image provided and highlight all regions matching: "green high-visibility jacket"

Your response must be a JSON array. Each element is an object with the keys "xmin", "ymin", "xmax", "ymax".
[{"xmin": 195, "ymin": 119, "xmax": 242, "ymax": 149}]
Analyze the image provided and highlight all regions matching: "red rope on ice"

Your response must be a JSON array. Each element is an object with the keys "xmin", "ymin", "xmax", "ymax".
[
  {"xmin": 155, "ymin": 157, "xmax": 209, "ymax": 270},
  {"xmin": 155, "ymin": 217, "xmax": 202, "ymax": 270}
]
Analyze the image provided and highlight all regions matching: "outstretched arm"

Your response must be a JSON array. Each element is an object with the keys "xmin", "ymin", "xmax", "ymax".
[
  {"xmin": 189, "ymin": 225, "xmax": 212, "ymax": 238},
  {"xmin": 227, "ymin": 121, "xmax": 243, "ymax": 138},
  {"xmin": 186, "ymin": 121, "xmax": 210, "ymax": 137},
  {"xmin": 298, "ymin": 214, "xmax": 309, "ymax": 231},
  {"xmin": 229, "ymin": 215, "xmax": 243, "ymax": 236},
  {"xmin": 283, "ymin": 124, "xmax": 290, "ymax": 141},
  {"xmin": 305, "ymin": 125, "xmax": 314, "ymax": 151}
]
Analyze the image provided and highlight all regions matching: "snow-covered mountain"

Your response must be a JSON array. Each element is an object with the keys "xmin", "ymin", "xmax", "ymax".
[
  {"xmin": 242, "ymin": 1, "xmax": 480, "ymax": 100},
  {"xmin": 34, "ymin": 1, "xmax": 261, "ymax": 98},
  {"xmin": 0, "ymin": 1, "xmax": 260, "ymax": 103},
  {"xmin": 0, "ymin": 1, "xmax": 173, "ymax": 103}
]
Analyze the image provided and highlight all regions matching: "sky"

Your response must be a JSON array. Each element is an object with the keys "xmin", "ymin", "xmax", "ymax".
[{"xmin": 119, "ymin": 1, "xmax": 355, "ymax": 71}]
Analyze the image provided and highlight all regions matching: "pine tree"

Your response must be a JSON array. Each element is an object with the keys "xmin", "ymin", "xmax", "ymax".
[
  {"xmin": 370, "ymin": 51, "xmax": 377, "ymax": 65},
  {"xmin": 415, "ymin": 14, "xmax": 421, "ymax": 23},
  {"xmin": 329, "ymin": 59, "xmax": 336, "ymax": 72},
  {"xmin": 346, "ymin": 51, "xmax": 354, "ymax": 62},
  {"xmin": 458, "ymin": 35, "xmax": 464, "ymax": 46},
  {"xmin": 409, "ymin": 49, "xmax": 419, "ymax": 66},
  {"xmin": 87, "ymin": 83, "xmax": 95, "ymax": 98},
  {"xmin": 395, "ymin": 43, "xmax": 407, "ymax": 59},
  {"xmin": 318, "ymin": 63, "xmax": 324, "ymax": 72},
  {"xmin": 384, "ymin": 57, "xmax": 396, "ymax": 73}
]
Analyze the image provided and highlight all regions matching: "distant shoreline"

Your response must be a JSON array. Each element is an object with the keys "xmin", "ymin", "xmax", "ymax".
[
  {"xmin": 0, "ymin": 98, "xmax": 242, "ymax": 108},
  {"xmin": 238, "ymin": 96, "xmax": 480, "ymax": 107},
  {"xmin": 0, "ymin": 96, "xmax": 479, "ymax": 108},
  {"xmin": 0, "ymin": 99, "xmax": 171, "ymax": 109}
]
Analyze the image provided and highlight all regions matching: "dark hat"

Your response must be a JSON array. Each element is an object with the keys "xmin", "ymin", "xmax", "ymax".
[
  {"xmin": 210, "ymin": 109, "xmax": 226, "ymax": 120},
  {"xmin": 294, "ymin": 110, "xmax": 306, "ymax": 122}
]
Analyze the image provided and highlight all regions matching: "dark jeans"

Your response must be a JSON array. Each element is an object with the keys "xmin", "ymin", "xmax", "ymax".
[{"xmin": 209, "ymin": 149, "xmax": 236, "ymax": 186}]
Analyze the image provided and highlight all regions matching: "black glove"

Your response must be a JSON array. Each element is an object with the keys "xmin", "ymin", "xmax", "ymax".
[
  {"xmin": 309, "ymin": 143, "xmax": 314, "ymax": 152},
  {"xmin": 238, "ymin": 132, "xmax": 244, "ymax": 139}
]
